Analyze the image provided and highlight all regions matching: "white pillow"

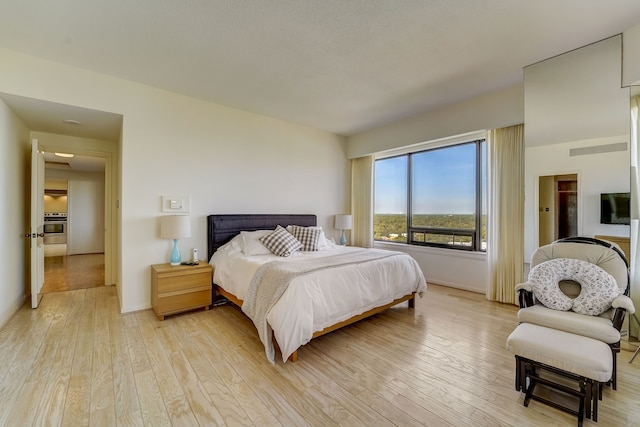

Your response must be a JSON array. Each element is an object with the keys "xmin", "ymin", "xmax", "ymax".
[
  {"xmin": 241, "ymin": 230, "xmax": 273, "ymax": 255},
  {"xmin": 572, "ymin": 267, "xmax": 622, "ymax": 316},
  {"xmin": 218, "ymin": 234, "xmax": 243, "ymax": 254},
  {"xmin": 529, "ymin": 258, "xmax": 622, "ymax": 316},
  {"xmin": 317, "ymin": 229, "xmax": 330, "ymax": 249}
]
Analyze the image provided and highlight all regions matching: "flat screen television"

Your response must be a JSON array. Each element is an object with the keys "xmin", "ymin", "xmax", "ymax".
[{"xmin": 600, "ymin": 192, "xmax": 630, "ymax": 225}]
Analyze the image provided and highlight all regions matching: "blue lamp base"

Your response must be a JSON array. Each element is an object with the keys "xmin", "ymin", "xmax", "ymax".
[
  {"xmin": 340, "ymin": 230, "xmax": 347, "ymax": 246},
  {"xmin": 170, "ymin": 239, "xmax": 181, "ymax": 265}
]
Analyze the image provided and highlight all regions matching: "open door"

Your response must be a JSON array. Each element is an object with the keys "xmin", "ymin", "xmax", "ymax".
[{"xmin": 30, "ymin": 139, "xmax": 45, "ymax": 308}]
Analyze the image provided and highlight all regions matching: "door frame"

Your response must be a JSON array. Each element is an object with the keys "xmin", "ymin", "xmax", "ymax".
[
  {"xmin": 40, "ymin": 145, "xmax": 116, "ymax": 287},
  {"xmin": 535, "ymin": 170, "xmax": 582, "ymax": 247}
]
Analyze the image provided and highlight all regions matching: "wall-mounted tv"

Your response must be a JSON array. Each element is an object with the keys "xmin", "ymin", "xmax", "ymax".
[{"xmin": 600, "ymin": 192, "xmax": 630, "ymax": 225}]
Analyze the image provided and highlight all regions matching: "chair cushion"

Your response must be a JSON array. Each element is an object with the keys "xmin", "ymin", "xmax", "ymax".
[
  {"xmin": 507, "ymin": 323, "xmax": 613, "ymax": 383},
  {"xmin": 528, "ymin": 258, "xmax": 621, "ymax": 316},
  {"xmin": 518, "ymin": 304, "xmax": 620, "ymax": 344}
]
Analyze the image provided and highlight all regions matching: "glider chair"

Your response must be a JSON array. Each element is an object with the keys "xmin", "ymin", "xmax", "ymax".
[{"xmin": 507, "ymin": 237, "xmax": 635, "ymax": 425}]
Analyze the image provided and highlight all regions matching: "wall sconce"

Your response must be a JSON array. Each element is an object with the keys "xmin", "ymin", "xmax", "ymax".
[
  {"xmin": 160, "ymin": 215, "xmax": 191, "ymax": 265},
  {"xmin": 334, "ymin": 214, "xmax": 353, "ymax": 246}
]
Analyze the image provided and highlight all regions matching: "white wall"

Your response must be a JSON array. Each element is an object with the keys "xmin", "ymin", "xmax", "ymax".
[
  {"xmin": 347, "ymin": 83, "xmax": 523, "ymax": 159},
  {"xmin": 623, "ymin": 23, "xmax": 640, "ymax": 87},
  {"xmin": 0, "ymin": 98, "xmax": 30, "ymax": 327},
  {"xmin": 524, "ymin": 135, "xmax": 630, "ymax": 262},
  {"xmin": 376, "ymin": 242, "xmax": 487, "ymax": 293},
  {"xmin": 0, "ymin": 47, "xmax": 349, "ymax": 313},
  {"xmin": 525, "ymin": 35, "xmax": 628, "ymax": 147},
  {"xmin": 68, "ymin": 175, "xmax": 105, "ymax": 254}
]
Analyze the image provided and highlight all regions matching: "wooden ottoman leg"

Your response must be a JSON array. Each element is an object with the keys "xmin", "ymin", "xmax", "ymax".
[
  {"xmin": 515, "ymin": 356, "xmax": 525, "ymax": 391},
  {"xmin": 612, "ymin": 350, "xmax": 617, "ymax": 390}
]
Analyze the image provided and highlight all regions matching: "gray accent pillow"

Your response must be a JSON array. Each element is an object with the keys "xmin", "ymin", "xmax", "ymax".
[
  {"xmin": 259, "ymin": 225, "xmax": 302, "ymax": 257},
  {"xmin": 288, "ymin": 225, "xmax": 321, "ymax": 251}
]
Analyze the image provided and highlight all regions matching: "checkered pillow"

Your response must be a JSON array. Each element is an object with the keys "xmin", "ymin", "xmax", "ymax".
[
  {"xmin": 259, "ymin": 226, "xmax": 302, "ymax": 257},
  {"xmin": 288, "ymin": 225, "xmax": 321, "ymax": 251}
]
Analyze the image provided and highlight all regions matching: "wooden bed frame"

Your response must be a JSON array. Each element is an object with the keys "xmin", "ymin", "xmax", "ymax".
[{"xmin": 207, "ymin": 214, "xmax": 416, "ymax": 362}]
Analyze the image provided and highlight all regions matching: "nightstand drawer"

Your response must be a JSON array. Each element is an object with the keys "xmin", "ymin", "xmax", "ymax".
[
  {"xmin": 156, "ymin": 270, "xmax": 211, "ymax": 293},
  {"xmin": 157, "ymin": 289, "xmax": 211, "ymax": 315},
  {"xmin": 151, "ymin": 262, "xmax": 213, "ymax": 320}
]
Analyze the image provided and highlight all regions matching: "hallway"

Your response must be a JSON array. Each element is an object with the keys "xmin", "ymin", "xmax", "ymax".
[{"xmin": 43, "ymin": 253, "xmax": 105, "ymax": 293}]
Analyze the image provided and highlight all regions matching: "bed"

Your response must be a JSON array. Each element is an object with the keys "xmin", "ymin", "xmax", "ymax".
[{"xmin": 207, "ymin": 214, "xmax": 427, "ymax": 363}]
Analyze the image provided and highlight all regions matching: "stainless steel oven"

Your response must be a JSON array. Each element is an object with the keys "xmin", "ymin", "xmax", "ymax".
[{"xmin": 43, "ymin": 212, "xmax": 67, "ymax": 244}]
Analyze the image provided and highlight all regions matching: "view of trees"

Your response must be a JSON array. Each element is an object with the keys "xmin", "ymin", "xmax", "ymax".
[
  {"xmin": 373, "ymin": 214, "xmax": 407, "ymax": 241},
  {"xmin": 374, "ymin": 214, "xmax": 487, "ymax": 250}
]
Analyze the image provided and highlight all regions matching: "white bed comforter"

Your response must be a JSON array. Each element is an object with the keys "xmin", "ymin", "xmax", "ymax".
[{"xmin": 210, "ymin": 244, "xmax": 427, "ymax": 362}]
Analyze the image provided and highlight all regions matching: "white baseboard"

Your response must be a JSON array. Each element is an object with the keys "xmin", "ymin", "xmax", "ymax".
[{"xmin": 120, "ymin": 303, "xmax": 152, "ymax": 314}]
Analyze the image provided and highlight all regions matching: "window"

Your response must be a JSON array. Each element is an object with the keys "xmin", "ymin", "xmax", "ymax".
[{"xmin": 374, "ymin": 139, "xmax": 486, "ymax": 251}]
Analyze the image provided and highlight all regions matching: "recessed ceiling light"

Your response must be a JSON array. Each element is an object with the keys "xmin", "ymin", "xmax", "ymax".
[
  {"xmin": 54, "ymin": 152, "xmax": 74, "ymax": 158},
  {"xmin": 63, "ymin": 119, "xmax": 81, "ymax": 125}
]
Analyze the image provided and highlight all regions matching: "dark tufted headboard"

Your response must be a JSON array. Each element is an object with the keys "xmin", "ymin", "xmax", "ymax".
[{"xmin": 206, "ymin": 214, "xmax": 317, "ymax": 261}]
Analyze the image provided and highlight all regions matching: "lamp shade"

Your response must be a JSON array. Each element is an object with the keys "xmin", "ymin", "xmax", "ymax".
[
  {"xmin": 160, "ymin": 215, "xmax": 191, "ymax": 239},
  {"xmin": 334, "ymin": 214, "xmax": 353, "ymax": 230}
]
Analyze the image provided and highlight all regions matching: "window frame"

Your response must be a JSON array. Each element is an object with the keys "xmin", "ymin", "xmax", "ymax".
[{"xmin": 374, "ymin": 138, "xmax": 486, "ymax": 252}]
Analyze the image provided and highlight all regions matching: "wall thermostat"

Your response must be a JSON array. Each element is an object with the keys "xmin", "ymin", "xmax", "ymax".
[{"xmin": 161, "ymin": 195, "xmax": 191, "ymax": 213}]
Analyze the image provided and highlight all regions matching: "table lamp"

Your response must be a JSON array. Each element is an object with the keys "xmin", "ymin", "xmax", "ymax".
[
  {"xmin": 160, "ymin": 215, "xmax": 191, "ymax": 265},
  {"xmin": 334, "ymin": 214, "xmax": 352, "ymax": 246}
]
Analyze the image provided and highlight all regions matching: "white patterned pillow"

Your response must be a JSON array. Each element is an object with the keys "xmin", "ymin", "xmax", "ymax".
[
  {"xmin": 528, "ymin": 258, "xmax": 622, "ymax": 316},
  {"xmin": 528, "ymin": 260, "xmax": 574, "ymax": 311},
  {"xmin": 288, "ymin": 225, "xmax": 321, "ymax": 251},
  {"xmin": 259, "ymin": 226, "xmax": 302, "ymax": 257}
]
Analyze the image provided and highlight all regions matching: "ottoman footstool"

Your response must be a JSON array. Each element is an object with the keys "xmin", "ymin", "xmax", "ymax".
[{"xmin": 507, "ymin": 323, "xmax": 613, "ymax": 426}]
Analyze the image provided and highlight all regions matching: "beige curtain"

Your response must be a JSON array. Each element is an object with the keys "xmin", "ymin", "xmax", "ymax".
[
  {"xmin": 487, "ymin": 124, "xmax": 524, "ymax": 304},
  {"xmin": 351, "ymin": 155, "xmax": 374, "ymax": 248}
]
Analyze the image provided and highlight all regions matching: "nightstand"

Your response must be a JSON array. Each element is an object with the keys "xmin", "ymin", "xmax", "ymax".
[{"xmin": 151, "ymin": 262, "xmax": 212, "ymax": 320}]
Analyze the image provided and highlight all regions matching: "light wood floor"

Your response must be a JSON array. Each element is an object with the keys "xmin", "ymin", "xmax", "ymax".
[
  {"xmin": 1, "ymin": 284, "xmax": 639, "ymax": 427},
  {"xmin": 43, "ymin": 253, "xmax": 105, "ymax": 293}
]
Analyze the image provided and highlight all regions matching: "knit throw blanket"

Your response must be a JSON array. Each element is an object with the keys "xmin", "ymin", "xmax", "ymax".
[{"xmin": 242, "ymin": 249, "xmax": 404, "ymax": 363}]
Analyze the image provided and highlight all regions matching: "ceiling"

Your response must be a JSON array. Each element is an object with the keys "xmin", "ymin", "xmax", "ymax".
[
  {"xmin": 0, "ymin": 94, "xmax": 119, "ymax": 172},
  {"xmin": 0, "ymin": 1, "xmax": 640, "ymax": 140},
  {"xmin": 43, "ymin": 151, "xmax": 106, "ymax": 173},
  {"xmin": 0, "ymin": 93, "xmax": 122, "ymax": 141}
]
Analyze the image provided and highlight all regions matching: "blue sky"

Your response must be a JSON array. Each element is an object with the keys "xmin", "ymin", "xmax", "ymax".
[{"xmin": 375, "ymin": 143, "xmax": 484, "ymax": 215}]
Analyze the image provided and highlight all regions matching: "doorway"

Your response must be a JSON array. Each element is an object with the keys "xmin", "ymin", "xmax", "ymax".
[
  {"xmin": 42, "ymin": 154, "xmax": 107, "ymax": 293},
  {"xmin": 539, "ymin": 174, "xmax": 578, "ymax": 246}
]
